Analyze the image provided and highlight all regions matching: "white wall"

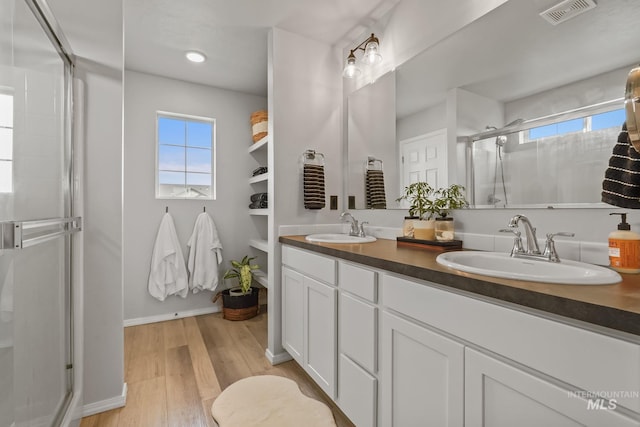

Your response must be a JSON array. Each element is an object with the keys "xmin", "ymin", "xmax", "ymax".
[
  {"xmin": 271, "ymin": 29, "xmax": 344, "ymax": 227},
  {"xmin": 397, "ymin": 102, "xmax": 446, "ymax": 142},
  {"xmin": 75, "ymin": 57, "xmax": 124, "ymax": 408},
  {"xmin": 268, "ymin": 27, "xmax": 343, "ymax": 359},
  {"xmin": 123, "ymin": 70, "xmax": 267, "ymax": 323},
  {"xmin": 345, "ymin": 0, "xmax": 510, "ymax": 93},
  {"xmin": 506, "ymin": 66, "xmax": 630, "ymax": 123},
  {"xmin": 41, "ymin": 0, "xmax": 125, "ymax": 415}
]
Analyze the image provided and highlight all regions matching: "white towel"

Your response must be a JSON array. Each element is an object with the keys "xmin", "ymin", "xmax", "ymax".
[
  {"xmin": 187, "ymin": 212, "xmax": 223, "ymax": 293},
  {"xmin": 148, "ymin": 213, "xmax": 189, "ymax": 301},
  {"xmin": 0, "ymin": 259, "xmax": 13, "ymax": 322}
]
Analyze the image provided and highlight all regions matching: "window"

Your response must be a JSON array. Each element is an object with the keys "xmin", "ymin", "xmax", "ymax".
[
  {"xmin": 0, "ymin": 92, "xmax": 13, "ymax": 193},
  {"xmin": 591, "ymin": 109, "xmax": 626, "ymax": 131},
  {"xmin": 156, "ymin": 112, "xmax": 215, "ymax": 199},
  {"xmin": 524, "ymin": 107, "xmax": 625, "ymax": 143}
]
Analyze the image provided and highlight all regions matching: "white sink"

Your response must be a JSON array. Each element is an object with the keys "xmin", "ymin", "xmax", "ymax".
[
  {"xmin": 436, "ymin": 251, "xmax": 621, "ymax": 285},
  {"xmin": 305, "ymin": 233, "xmax": 377, "ymax": 244}
]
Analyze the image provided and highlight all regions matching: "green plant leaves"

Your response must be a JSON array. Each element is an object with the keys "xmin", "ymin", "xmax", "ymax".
[{"xmin": 397, "ymin": 182, "xmax": 468, "ymax": 219}]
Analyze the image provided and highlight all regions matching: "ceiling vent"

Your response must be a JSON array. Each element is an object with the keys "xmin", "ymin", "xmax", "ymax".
[{"xmin": 539, "ymin": 0, "xmax": 597, "ymax": 25}]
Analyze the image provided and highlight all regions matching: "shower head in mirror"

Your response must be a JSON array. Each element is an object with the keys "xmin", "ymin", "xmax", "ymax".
[{"xmin": 505, "ymin": 118, "xmax": 525, "ymax": 127}]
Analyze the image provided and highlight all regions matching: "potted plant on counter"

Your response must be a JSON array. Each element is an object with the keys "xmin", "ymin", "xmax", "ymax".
[
  {"xmin": 396, "ymin": 182, "xmax": 437, "ymax": 240},
  {"xmin": 431, "ymin": 184, "xmax": 468, "ymax": 241},
  {"xmin": 214, "ymin": 255, "xmax": 261, "ymax": 321}
]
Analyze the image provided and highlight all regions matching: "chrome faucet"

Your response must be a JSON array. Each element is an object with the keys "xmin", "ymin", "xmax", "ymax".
[
  {"xmin": 340, "ymin": 212, "xmax": 368, "ymax": 237},
  {"xmin": 503, "ymin": 214, "xmax": 575, "ymax": 262},
  {"xmin": 542, "ymin": 232, "xmax": 575, "ymax": 262},
  {"xmin": 340, "ymin": 212, "xmax": 360, "ymax": 236},
  {"xmin": 508, "ymin": 214, "xmax": 541, "ymax": 255}
]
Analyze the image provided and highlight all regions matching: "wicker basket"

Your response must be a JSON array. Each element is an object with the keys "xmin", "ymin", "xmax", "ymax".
[
  {"xmin": 213, "ymin": 287, "xmax": 260, "ymax": 321},
  {"xmin": 223, "ymin": 305, "xmax": 260, "ymax": 321},
  {"xmin": 250, "ymin": 110, "xmax": 268, "ymax": 143}
]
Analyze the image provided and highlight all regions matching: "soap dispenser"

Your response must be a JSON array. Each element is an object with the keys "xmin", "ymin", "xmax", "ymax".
[{"xmin": 608, "ymin": 213, "xmax": 640, "ymax": 273}]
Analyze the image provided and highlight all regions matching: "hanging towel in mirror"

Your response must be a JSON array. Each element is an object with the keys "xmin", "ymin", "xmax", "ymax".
[
  {"xmin": 366, "ymin": 169, "xmax": 387, "ymax": 209},
  {"xmin": 303, "ymin": 164, "xmax": 326, "ymax": 209},
  {"xmin": 148, "ymin": 212, "xmax": 189, "ymax": 301},
  {"xmin": 602, "ymin": 123, "xmax": 640, "ymax": 209},
  {"xmin": 187, "ymin": 212, "xmax": 223, "ymax": 294}
]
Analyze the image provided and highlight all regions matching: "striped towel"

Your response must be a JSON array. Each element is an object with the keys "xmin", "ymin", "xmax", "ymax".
[
  {"xmin": 303, "ymin": 164, "xmax": 325, "ymax": 209},
  {"xmin": 366, "ymin": 169, "xmax": 387, "ymax": 209},
  {"xmin": 601, "ymin": 123, "xmax": 640, "ymax": 208}
]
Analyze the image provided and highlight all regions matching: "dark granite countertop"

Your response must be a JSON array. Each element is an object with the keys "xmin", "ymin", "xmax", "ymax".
[{"xmin": 280, "ymin": 235, "xmax": 640, "ymax": 337}]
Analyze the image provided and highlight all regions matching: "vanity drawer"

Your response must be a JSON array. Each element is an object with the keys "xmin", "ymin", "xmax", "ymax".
[
  {"xmin": 339, "ymin": 261, "xmax": 377, "ymax": 302},
  {"xmin": 282, "ymin": 246, "xmax": 336, "ymax": 285}
]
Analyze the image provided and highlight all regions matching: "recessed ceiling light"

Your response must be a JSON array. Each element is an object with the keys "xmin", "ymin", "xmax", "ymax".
[{"xmin": 186, "ymin": 51, "xmax": 206, "ymax": 63}]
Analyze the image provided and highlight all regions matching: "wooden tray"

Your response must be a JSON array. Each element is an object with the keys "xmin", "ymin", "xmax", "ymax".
[{"xmin": 396, "ymin": 236, "xmax": 463, "ymax": 251}]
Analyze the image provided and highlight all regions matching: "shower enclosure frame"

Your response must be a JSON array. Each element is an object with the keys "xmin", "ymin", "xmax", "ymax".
[
  {"xmin": 460, "ymin": 98, "xmax": 624, "ymax": 208},
  {"xmin": 19, "ymin": 0, "xmax": 78, "ymax": 425}
]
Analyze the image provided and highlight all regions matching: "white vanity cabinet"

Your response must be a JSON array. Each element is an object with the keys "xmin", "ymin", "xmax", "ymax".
[
  {"xmin": 281, "ymin": 246, "xmax": 337, "ymax": 398},
  {"xmin": 465, "ymin": 348, "xmax": 639, "ymax": 427},
  {"xmin": 382, "ymin": 273, "xmax": 640, "ymax": 426},
  {"xmin": 280, "ymin": 243, "xmax": 640, "ymax": 427}
]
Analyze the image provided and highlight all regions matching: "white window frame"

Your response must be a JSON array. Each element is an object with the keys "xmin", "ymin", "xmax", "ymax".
[{"xmin": 155, "ymin": 111, "xmax": 216, "ymax": 200}]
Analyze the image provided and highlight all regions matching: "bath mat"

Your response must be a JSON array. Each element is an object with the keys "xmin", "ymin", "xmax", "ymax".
[{"xmin": 211, "ymin": 375, "xmax": 337, "ymax": 427}]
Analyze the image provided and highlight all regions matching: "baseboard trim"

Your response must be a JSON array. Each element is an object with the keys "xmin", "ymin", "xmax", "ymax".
[
  {"xmin": 265, "ymin": 348, "xmax": 292, "ymax": 365},
  {"xmin": 81, "ymin": 383, "xmax": 127, "ymax": 417},
  {"xmin": 124, "ymin": 306, "xmax": 221, "ymax": 327}
]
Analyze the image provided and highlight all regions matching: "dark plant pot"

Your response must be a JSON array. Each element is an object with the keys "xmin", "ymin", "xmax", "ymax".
[{"xmin": 220, "ymin": 287, "xmax": 260, "ymax": 320}]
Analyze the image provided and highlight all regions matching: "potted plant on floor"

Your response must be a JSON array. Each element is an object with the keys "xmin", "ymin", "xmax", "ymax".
[
  {"xmin": 431, "ymin": 184, "xmax": 468, "ymax": 241},
  {"xmin": 396, "ymin": 182, "xmax": 437, "ymax": 240},
  {"xmin": 214, "ymin": 255, "xmax": 261, "ymax": 321}
]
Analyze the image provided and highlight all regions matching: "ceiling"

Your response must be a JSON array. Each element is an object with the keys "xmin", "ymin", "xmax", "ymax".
[
  {"xmin": 47, "ymin": 0, "xmax": 397, "ymax": 96},
  {"xmin": 396, "ymin": 0, "xmax": 640, "ymax": 118}
]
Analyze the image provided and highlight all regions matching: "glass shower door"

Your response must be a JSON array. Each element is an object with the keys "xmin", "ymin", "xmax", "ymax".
[{"xmin": 0, "ymin": 0, "xmax": 77, "ymax": 425}]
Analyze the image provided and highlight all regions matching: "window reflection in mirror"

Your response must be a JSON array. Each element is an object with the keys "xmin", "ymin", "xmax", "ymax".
[{"xmin": 470, "ymin": 105, "xmax": 625, "ymax": 208}]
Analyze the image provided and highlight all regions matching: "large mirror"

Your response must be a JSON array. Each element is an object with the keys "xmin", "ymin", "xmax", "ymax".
[{"xmin": 347, "ymin": 0, "xmax": 640, "ymax": 209}]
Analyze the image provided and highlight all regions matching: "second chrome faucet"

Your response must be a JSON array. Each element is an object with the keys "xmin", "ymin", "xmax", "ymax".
[{"xmin": 500, "ymin": 214, "xmax": 574, "ymax": 263}]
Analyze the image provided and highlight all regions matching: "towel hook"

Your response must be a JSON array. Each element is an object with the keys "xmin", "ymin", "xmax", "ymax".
[
  {"xmin": 165, "ymin": 206, "xmax": 168, "ymax": 213},
  {"xmin": 302, "ymin": 149, "xmax": 325, "ymax": 166},
  {"xmin": 366, "ymin": 156, "xmax": 383, "ymax": 171},
  {"xmin": 203, "ymin": 206, "xmax": 206, "ymax": 212}
]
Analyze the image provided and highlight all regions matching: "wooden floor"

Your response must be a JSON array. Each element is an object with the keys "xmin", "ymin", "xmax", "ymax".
[{"xmin": 80, "ymin": 306, "xmax": 354, "ymax": 427}]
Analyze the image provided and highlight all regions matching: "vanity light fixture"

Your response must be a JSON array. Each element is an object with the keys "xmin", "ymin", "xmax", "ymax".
[
  {"xmin": 343, "ymin": 33, "xmax": 382, "ymax": 78},
  {"xmin": 185, "ymin": 51, "xmax": 206, "ymax": 63}
]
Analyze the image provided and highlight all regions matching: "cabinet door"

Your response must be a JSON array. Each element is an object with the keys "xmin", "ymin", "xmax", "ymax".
[
  {"xmin": 305, "ymin": 276, "xmax": 337, "ymax": 398},
  {"xmin": 282, "ymin": 267, "xmax": 304, "ymax": 364},
  {"xmin": 339, "ymin": 354, "xmax": 377, "ymax": 427},
  {"xmin": 381, "ymin": 312, "xmax": 464, "ymax": 427},
  {"xmin": 465, "ymin": 348, "xmax": 640, "ymax": 427}
]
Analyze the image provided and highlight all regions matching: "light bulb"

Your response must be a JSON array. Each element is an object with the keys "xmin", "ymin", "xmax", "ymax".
[
  {"xmin": 363, "ymin": 41, "xmax": 382, "ymax": 65},
  {"xmin": 342, "ymin": 54, "xmax": 361, "ymax": 78}
]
